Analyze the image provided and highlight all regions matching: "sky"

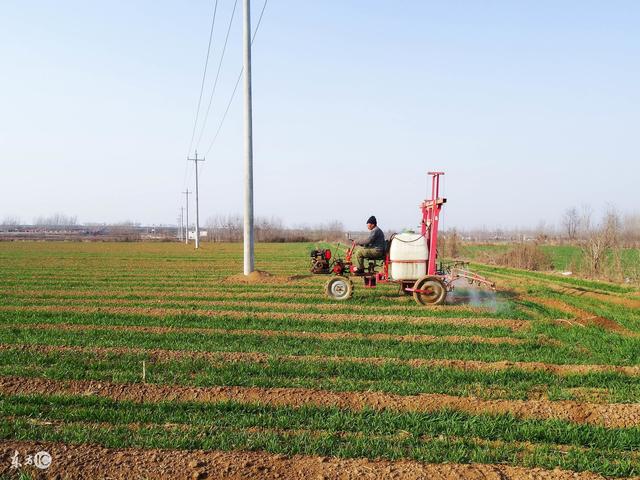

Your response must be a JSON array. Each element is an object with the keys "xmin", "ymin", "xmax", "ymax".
[{"xmin": 1, "ymin": 0, "xmax": 639, "ymax": 231}]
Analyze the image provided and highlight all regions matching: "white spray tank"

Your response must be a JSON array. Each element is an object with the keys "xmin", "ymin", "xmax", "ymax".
[{"xmin": 388, "ymin": 233, "xmax": 429, "ymax": 281}]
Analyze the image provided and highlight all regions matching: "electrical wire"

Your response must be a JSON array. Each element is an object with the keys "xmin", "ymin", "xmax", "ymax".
[
  {"xmin": 182, "ymin": 0, "xmax": 219, "ymax": 198},
  {"xmin": 195, "ymin": 0, "xmax": 239, "ymax": 150},
  {"xmin": 186, "ymin": 0, "xmax": 220, "ymax": 159},
  {"xmin": 204, "ymin": 0, "xmax": 268, "ymax": 156},
  {"xmin": 204, "ymin": 70, "xmax": 242, "ymax": 155}
]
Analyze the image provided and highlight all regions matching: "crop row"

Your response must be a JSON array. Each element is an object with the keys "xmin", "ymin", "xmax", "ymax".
[
  {"xmin": 1, "ymin": 394, "xmax": 638, "ymax": 477},
  {"xmin": 0, "ymin": 310, "xmax": 519, "ymax": 338},
  {"xmin": 1, "ymin": 346, "xmax": 638, "ymax": 403},
  {"xmin": 3, "ymin": 321, "xmax": 638, "ymax": 365}
]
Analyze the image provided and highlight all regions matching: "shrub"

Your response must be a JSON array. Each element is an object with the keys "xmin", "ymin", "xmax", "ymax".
[{"xmin": 496, "ymin": 243, "xmax": 553, "ymax": 271}]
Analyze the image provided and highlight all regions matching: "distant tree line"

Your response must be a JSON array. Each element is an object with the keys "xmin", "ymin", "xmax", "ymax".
[
  {"xmin": 441, "ymin": 206, "xmax": 640, "ymax": 283},
  {"xmin": 205, "ymin": 215, "xmax": 345, "ymax": 243}
]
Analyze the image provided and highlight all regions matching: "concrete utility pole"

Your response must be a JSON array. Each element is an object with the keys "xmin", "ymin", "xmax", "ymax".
[
  {"xmin": 182, "ymin": 189, "xmax": 191, "ymax": 245},
  {"xmin": 180, "ymin": 207, "xmax": 185, "ymax": 241},
  {"xmin": 188, "ymin": 151, "xmax": 205, "ymax": 249},
  {"xmin": 243, "ymin": 0, "xmax": 255, "ymax": 275}
]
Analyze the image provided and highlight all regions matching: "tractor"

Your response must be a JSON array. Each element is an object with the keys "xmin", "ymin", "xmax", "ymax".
[{"xmin": 310, "ymin": 171, "xmax": 495, "ymax": 305}]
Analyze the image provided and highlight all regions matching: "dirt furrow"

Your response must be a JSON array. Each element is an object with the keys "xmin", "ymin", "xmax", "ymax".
[
  {"xmin": 0, "ymin": 440, "xmax": 609, "ymax": 480},
  {"xmin": 1, "ymin": 376, "xmax": 638, "ymax": 428},
  {"xmin": 0, "ymin": 322, "xmax": 523, "ymax": 345},
  {"xmin": 4, "ymin": 343, "xmax": 639, "ymax": 376}
]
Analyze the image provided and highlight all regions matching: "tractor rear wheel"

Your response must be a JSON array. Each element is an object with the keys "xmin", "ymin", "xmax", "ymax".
[
  {"xmin": 412, "ymin": 276, "xmax": 447, "ymax": 306},
  {"xmin": 325, "ymin": 276, "xmax": 353, "ymax": 301}
]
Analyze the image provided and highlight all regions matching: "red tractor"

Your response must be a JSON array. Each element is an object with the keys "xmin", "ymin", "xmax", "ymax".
[{"xmin": 310, "ymin": 172, "xmax": 495, "ymax": 305}]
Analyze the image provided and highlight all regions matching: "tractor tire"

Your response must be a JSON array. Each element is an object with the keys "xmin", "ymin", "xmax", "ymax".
[
  {"xmin": 325, "ymin": 275, "xmax": 354, "ymax": 301},
  {"xmin": 412, "ymin": 275, "xmax": 447, "ymax": 306}
]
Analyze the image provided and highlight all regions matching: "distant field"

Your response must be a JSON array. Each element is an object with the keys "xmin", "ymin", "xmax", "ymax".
[{"xmin": 0, "ymin": 242, "xmax": 639, "ymax": 479}]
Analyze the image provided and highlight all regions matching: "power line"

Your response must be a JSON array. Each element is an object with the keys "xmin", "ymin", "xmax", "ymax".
[
  {"xmin": 205, "ymin": 70, "xmax": 242, "ymax": 155},
  {"xmin": 204, "ymin": 0, "xmax": 268, "ymax": 156},
  {"xmin": 195, "ymin": 0, "xmax": 240, "ymax": 150},
  {"xmin": 186, "ymin": 0, "xmax": 220, "ymax": 158}
]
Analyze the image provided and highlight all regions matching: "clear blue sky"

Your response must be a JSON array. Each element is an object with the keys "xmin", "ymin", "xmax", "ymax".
[{"xmin": 1, "ymin": 0, "xmax": 638, "ymax": 231}]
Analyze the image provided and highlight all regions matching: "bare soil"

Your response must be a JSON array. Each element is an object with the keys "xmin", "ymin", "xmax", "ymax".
[
  {"xmin": 2, "ymin": 376, "xmax": 638, "ymax": 428},
  {"xmin": 0, "ymin": 440, "xmax": 610, "ymax": 480},
  {"xmin": 226, "ymin": 270, "xmax": 290, "ymax": 284}
]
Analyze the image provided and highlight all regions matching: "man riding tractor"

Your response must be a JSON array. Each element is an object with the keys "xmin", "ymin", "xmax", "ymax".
[{"xmin": 353, "ymin": 216, "xmax": 385, "ymax": 275}]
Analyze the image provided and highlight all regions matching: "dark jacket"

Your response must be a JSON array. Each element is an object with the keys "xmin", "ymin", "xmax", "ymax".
[{"xmin": 357, "ymin": 226, "xmax": 385, "ymax": 251}]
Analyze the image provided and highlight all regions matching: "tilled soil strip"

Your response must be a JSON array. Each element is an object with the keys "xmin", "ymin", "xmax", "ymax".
[
  {"xmin": 0, "ymin": 440, "xmax": 608, "ymax": 480},
  {"xmin": 0, "ymin": 303, "xmax": 527, "ymax": 330},
  {"xmin": 1, "ymin": 376, "xmax": 638, "ymax": 428},
  {"xmin": 4, "ymin": 343, "xmax": 639, "ymax": 377},
  {"xmin": 0, "ymin": 322, "xmax": 524, "ymax": 346},
  {"xmin": 520, "ymin": 295, "xmax": 639, "ymax": 337}
]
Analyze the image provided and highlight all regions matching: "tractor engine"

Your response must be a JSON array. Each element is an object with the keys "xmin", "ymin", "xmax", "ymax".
[{"xmin": 310, "ymin": 249, "xmax": 332, "ymax": 274}]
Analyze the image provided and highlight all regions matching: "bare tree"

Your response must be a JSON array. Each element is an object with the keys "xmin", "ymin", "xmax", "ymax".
[
  {"xmin": 621, "ymin": 213, "xmax": 640, "ymax": 247},
  {"xmin": 206, "ymin": 215, "xmax": 243, "ymax": 242},
  {"xmin": 1, "ymin": 216, "xmax": 21, "ymax": 227},
  {"xmin": 34, "ymin": 213, "xmax": 78, "ymax": 227},
  {"xmin": 534, "ymin": 220, "xmax": 551, "ymax": 243},
  {"xmin": 442, "ymin": 228, "xmax": 460, "ymax": 258},
  {"xmin": 562, "ymin": 207, "xmax": 580, "ymax": 240},
  {"xmin": 580, "ymin": 208, "xmax": 620, "ymax": 276}
]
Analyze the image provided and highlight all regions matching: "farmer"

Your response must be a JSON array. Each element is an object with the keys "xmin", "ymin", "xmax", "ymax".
[{"xmin": 353, "ymin": 216, "xmax": 385, "ymax": 274}]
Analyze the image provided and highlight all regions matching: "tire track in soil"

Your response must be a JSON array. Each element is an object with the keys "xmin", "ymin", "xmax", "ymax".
[
  {"xmin": 0, "ymin": 440, "xmax": 609, "ymax": 480},
  {"xmin": 1, "ymin": 376, "xmax": 638, "ymax": 428},
  {"xmin": 0, "ymin": 322, "xmax": 525, "ymax": 346},
  {"xmin": 5, "ymin": 343, "xmax": 640, "ymax": 377}
]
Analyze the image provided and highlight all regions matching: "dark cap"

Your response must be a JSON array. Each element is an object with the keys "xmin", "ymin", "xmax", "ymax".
[{"xmin": 366, "ymin": 216, "xmax": 377, "ymax": 225}]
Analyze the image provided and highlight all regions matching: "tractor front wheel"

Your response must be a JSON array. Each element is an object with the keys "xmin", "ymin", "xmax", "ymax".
[
  {"xmin": 325, "ymin": 276, "xmax": 354, "ymax": 301},
  {"xmin": 412, "ymin": 276, "xmax": 447, "ymax": 306}
]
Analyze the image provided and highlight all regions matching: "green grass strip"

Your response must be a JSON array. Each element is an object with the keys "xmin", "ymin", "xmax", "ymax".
[
  {"xmin": 0, "ymin": 324, "xmax": 615, "ymax": 366},
  {"xmin": 0, "ymin": 310, "xmax": 520, "ymax": 339}
]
